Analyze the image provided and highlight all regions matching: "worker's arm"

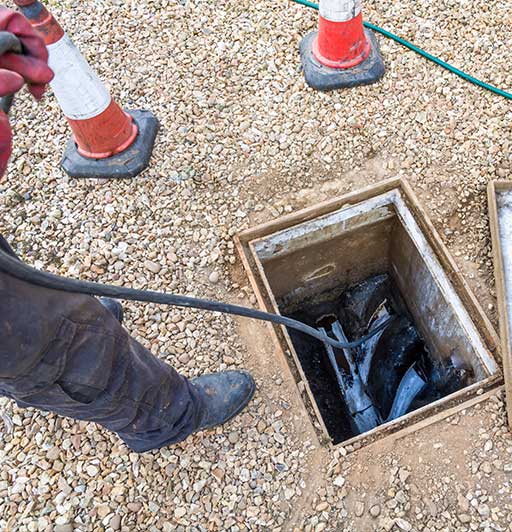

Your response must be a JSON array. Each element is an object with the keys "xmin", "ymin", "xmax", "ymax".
[{"xmin": 0, "ymin": 6, "xmax": 53, "ymax": 178}]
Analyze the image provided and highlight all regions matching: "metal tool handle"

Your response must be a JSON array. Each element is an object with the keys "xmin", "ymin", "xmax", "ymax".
[{"xmin": 0, "ymin": 30, "xmax": 23, "ymax": 114}]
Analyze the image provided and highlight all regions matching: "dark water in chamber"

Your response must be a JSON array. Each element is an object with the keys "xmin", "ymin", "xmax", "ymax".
[{"xmin": 287, "ymin": 273, "xmax": 472, "ymax": 444}]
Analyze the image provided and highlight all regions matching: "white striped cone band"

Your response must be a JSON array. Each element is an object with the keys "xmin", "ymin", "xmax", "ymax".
[
  {"xmin": 47, "ymin": 33, "xmax": 110, "ymax": 121},
  {"xmin": 319, "ymin": 0, "xmax": 362, "ymax": 23}
]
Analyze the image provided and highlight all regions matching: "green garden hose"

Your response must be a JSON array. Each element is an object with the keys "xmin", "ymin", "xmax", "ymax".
[{"xmin": 291, "ymin": 0, "xmax": 512, "ymax": 100}]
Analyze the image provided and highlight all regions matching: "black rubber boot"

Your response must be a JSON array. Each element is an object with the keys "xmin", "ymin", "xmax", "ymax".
[
  {"xmin": 192, "ymin": 370, "xmax": 256, "ymax": 432},
  {"xmin": 99, "ymin": 297, "xmax": 124, "ymax": 324}
]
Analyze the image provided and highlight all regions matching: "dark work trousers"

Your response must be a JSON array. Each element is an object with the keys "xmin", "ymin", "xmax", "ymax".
[{"xmin": 0, "ymin": 235, "xmax": 204, "ymax": 452}]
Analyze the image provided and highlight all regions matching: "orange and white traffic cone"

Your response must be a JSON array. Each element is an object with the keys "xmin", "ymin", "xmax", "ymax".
[
  {"xmin": 14, "ymin": 0, "xmax": 158, "ymax": 178},
  {"xmin": 299, "ymin": 0, "xmax": 384, "ymax": 91}
]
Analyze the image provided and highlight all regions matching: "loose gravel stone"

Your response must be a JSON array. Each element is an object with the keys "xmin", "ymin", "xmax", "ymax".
[
  {"xmin": 208, "ymin": 270, "xmax": 220, "ymax": 283},
  {"xmin": 144, "ymin": 260, "xmax": 162, "ymax": 274},
  {"xmin": 354, "ymin": 501, "xmax": 365, "ymax": 517},
  {"xmin": 370, "ymin": 504, "xmax": 381, "ymax": 517},
  {"xmin": 97, "ymin": 505, "xmax": 110, "ymax": 518},
  {"xmin": 86, "ymin": 465, "xmax": 99, "ymax": 477},
  {"xmin": 54, "ymin": 525, "xmax": 73, "ymax": 532},
  {"xmin": 174, "ymin": 507, "xmax": 187, "ymax": 519},
  {"xmin": 127, "ymin": 502, "xmax": 142, "ymax": 513},
  {"xmin": 110, "ymin": 515, "xmax": 121, "ymax": 530},
  {"xmin": 316, "ymin": 502, "xmax": 329, "ymax": 512},
  {"xmin": 228, "ymin": 431, "xmax": 239, "ymax": 444},
  {"xmin": 395, "ymin": 518, "xmax": 413, "ymax": 531}
]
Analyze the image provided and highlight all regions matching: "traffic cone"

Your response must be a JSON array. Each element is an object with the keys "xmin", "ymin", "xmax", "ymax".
[
  {"xmin": 299, "ymin": 0, "xmax": 384, "ymax": 91},
  {"xmin": 14, "ymin": 0, "xmax": 159, "ymax": 178}
]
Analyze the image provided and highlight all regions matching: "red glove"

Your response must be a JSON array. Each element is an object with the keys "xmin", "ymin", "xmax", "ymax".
[
  {"xmin": 0, "ymin": 7, "xmax": 54, "ymax": 99},
  {"xmin": 0, "ymin": 110, "xmax": 11, "ymax": 178},
  {"xmin": 0, "ymin": 7, "xmax": 54, "ymax": 178}
]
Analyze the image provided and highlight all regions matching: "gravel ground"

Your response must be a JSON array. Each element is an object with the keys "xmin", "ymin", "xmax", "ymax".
[{"xmin": 0, "ymin": 0, "xmax": 511, "ymax": 530}]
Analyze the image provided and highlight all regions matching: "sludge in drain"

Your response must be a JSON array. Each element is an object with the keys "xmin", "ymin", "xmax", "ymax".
[{"xmin": 287, "ymin": 274, "xmax": 473, "ymax": 444}]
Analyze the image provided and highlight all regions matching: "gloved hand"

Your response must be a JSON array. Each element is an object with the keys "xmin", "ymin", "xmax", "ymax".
[
  {"xmin": 0, "ymin": 110, "xmax": 11, "ymax": 178},
  {"xmin": 0, "ymin": 7, "xmax": 54, "ymax": 178}
]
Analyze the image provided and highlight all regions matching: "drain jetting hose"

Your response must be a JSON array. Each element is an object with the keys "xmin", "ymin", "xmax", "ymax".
[
  {"xmin": 0, "ymin": 249, "xmax": 392, "ymax": 350},
  {"xmin": 290, "ymin": 0, "xmax": 512, "ymax": 100}
]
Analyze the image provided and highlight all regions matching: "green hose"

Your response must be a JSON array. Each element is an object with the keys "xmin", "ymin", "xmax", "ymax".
[{"xmin": 291, "ymin": 0, "xmax": 512, "ymax": 100}]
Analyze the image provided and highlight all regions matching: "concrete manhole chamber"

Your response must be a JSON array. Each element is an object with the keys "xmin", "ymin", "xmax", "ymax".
[{"xmin": 237, "ymin": 178, "xmax": 501, "ymax": 449}]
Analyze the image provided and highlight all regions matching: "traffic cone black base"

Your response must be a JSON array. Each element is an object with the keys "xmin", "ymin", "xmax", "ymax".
[
  {"xmin": 61, "ymin": 110, "xmax": 159, "ymax": 179},
  {"xmin": 300, "ymin": 29, "xmax": 384, "ymax": 92}
]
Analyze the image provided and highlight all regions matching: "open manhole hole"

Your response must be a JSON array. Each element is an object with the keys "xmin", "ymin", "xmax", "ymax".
[{"xmin": 237, "ymin": 179, "xmax": 501, "ymax": 448}]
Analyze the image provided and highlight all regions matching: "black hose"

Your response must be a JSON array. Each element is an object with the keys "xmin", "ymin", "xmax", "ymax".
[
  {"xmin": 0, "ymin": 31, "xmax": 22, "ymax": 114},
  {"xmin": 0, "ymin": 249, "xmax": 392, "ymax": 350},
  {"xmin": 0, "ymin": 31, "xmax": 21, "ymax": 55}
]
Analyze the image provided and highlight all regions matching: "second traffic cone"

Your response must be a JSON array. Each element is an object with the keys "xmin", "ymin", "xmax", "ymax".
[
  {"xmin": 299, "ymin": 0, "xmax": 384, "ymax": 91},
  {"xmin": 15, "ymin": 0, "xmax": 159, "ymax": 178}
]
